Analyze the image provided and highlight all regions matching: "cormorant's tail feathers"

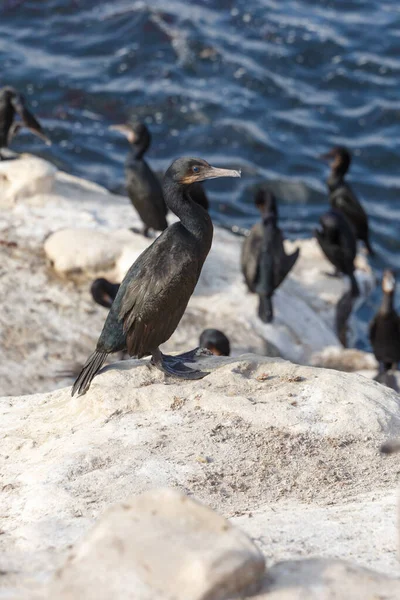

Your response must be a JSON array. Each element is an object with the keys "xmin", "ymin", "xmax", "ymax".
[
  {"xmin": 258, "ymin": 295, "xmax": 273, "ymax": 323},
  {"xmin": 71, "ymin": 351, "xmax": 108, "ymax": 397}
]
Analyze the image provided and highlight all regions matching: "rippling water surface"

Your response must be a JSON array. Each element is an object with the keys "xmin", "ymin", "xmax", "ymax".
[{"xmin": 1, "ymin": 0, "xmax": 400, "ymax": 348}]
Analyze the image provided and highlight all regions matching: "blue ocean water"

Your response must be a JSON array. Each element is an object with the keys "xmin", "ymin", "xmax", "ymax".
[{"xmin": 1, "ymin": 0, "xmax": 399, "ymax": 347}]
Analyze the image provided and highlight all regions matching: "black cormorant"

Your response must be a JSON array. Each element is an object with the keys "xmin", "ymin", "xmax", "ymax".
[
  {"xmin": 90, "ymin": 278, "xmax": 120, "ymax": 309},
  {"xmin": 110, "ymin": 121, "xmax": 167, "ymax": 236},
  {"xmin": 199, "ymin": 329, "xmax": 230, "ymax": 356},
  {"xmin": 320, "ymin": 146, "xmax": 373, "ymax": 255},
  {"xmin": 72, "ymin": 157, "xmax": 240, "ymax": 396},
  {"xmin": 241, "ymin": 188, "xmax": 299, "ymax": 323},
  {"xmin": 0, "ymin": 86, "xmax": 50, "ymax": 157},
  {"xmin": 315, "ymin": 209, "xmax": 359, "ymax": 297},
  {"xmin": 369, "ymin": 270, "xmax": 400, "ymax": 380}
]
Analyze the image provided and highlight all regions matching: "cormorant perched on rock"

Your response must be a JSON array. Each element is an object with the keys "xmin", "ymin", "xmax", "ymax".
[
  {"xmin": 369, "ymin": 270, "xmax": 400, "ymax": 382},
  {"xmin": 320, "ymin": 146, "xmax": 374, "ymax": 255},
  {"xmin": 111, "ymin": 122, "xmax": 209, "ymax": 236},
  {"xmin": 199, "ymin": 329, "xmax": 230, "ymax": 356},
  {"xmin": 91, "ymin": 279, "xmax": 120, "ymax": 309},
  {"xmin": 111, "ymin": 121, "xmax": 167, "ymax": 237},
  {"xmin": 72, "ymin": 158, "xmax": 240, "ymax": 395},
  {"xmin": 315, "ymin": 209, "xmax": 359, "ymax": 297},
  {"xmin": 241, "ymin": 188, "xmax": 299, "ymax": 323},
  {"xmin": 0, "ymin": 86, "xmax": 50, "ymax": 157}
]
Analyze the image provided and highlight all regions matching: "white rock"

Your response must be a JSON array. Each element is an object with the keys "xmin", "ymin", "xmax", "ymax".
[
  {"xmin": 253, "ymin": 558, "xmax": 400, "ymax": 599},
  {"xmin": 2, "ymin": 355, "xmax": 400, "ymax": 599},
  {"xmin": 0, "ymin": 154, "xmax": 56, "ymax": 204},
  {"xmin": 47, "ymin": 488, "xmax": 265, "ymax": 600},
  {"xmin": 43, "ymin": 227, "xmax": 145, "ymax": 278}
]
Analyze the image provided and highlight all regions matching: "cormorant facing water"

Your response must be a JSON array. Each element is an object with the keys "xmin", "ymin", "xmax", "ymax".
[
  {"xmin": 199, "ymin": 329, "xmax": 230, "ymax": 356},
  {"xmin": 320, "ymin": 146, "xmax": 374, "ymax": 255},
  {"xmin": 369, "ymin": 270, "xmax": 400, "ymax": 379},
  {"xmin": 315, "ymin": 209, "xmax": 359, "ymax": 297},
  {"xmin": 72, "ymin": 157, "xmax": 240, "ymax": 396},
  {"xmin": 111, "ymin": 121, "xmax": 209, "ymax": 236},
  {"xmin": 241, "ymin": 188, "xmax": 299, "ymax": 323},
  {"xmin": 111, "ymin": 121, "xmax": 167, "ymax": 236},
  {"xmin": 91, "ymin": 279, "xmax": 120, "ymax": 309},
  {"xmin": 0, "ymin": 86, "xmax": 50, "ymax": 156}
]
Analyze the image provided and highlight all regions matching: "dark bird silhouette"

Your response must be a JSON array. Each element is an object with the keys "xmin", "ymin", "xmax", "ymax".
[
  {"xmin": 369, "ymin": 270, "xmax": 400, "ymax": 384},
  {"xmin": 91, "ymin": 278, "xmax": 120, "ymax": 309},
  {"xmin": 72, "ymin": 158, "xmax": 240, "ymax": 396},
  {"xmin": 110, "ymin": 121, "xmax": 168, "ymax": 237},
  {"xmin": 0, "ymin": 86, "xmax": 50, "ymax": 157},
  {"xmin": 320, "ymin": 146, "xmax": 374, "ymax": 255},
  {"xmin": 111, "ymin": 122, "xmax": 209, "ymax": 237},
  {"xmin": 315, "ymin": 209, "xmax": 359, "ymax": 297},
  {"xmin": 241, "ymin": 188, "xmax": 299, "ymax": 323},
  {"xmin": 199, "ymin": 329, "xmax": 230, "ymax": 356}
]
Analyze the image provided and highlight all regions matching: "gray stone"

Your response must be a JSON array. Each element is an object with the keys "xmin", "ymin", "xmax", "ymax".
[{"xmin": 47, "ymin": 488, "xmax": 265, "ymax": 600}]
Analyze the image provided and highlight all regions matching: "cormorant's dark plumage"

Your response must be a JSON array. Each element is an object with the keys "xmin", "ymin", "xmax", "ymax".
[
  {"xmin": 0, "ymin": 86, "xmax": 50, "ymax": 156},
  {"xmin": 72, "ymin": 157, "xmax": 240, "ymax": 396},
  {"xmin": 369, "ymin": 270, "xmax": 400, "ymax": 378},
  {"xmin": 241, "ymin": 188, "xmax": 299, "ymax": 323},
  {"xmin": 91, "ymin": 278, "xmax": 120, "ymax": 309},
  {"xmin": 199, "ymin": 329, "xmax": 230, "ymax": 356},
  {"xmin": 321, "ymin": 146, "xmax": 373, "ymax": 255},
  {"xmin": 315, "ymin": 209, "xmax": 359, "ymax": 297},
  {"xmin": 111, "ymin": 121, "xmax": 168, "ymax": 236}
]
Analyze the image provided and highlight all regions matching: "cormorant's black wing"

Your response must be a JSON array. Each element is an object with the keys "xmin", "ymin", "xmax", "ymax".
[
  {"xmin": 273, "ymin": 229, "xmax": 300, "ymax": 289},
  {"xmin": 11, "ymin": 94, "xmax": 51, "ymax": 145},
  {"xmin": 241, "ymin": 223, "xmax": 262, "ymax": 293},
  {"xmin": 117, "ymin": 226, "xmax": 198, "ymax": 358}
]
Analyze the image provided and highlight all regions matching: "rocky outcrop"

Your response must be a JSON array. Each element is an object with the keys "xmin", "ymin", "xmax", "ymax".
[{"xmin": 1, "ymin": 355, "xmax": 400, "ymax": 598}]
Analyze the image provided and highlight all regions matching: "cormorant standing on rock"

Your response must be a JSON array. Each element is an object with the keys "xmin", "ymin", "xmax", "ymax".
[
  {"xmin": 320, "ymin": 146, "xmax": 374, "ymax": 255},
  {"xmin": 199, "ymin": 329, "xmax": 230, "ymax": 356},
  {"xmin": 241, "ymin": 188, "xmax": 299, "ymax": 323},
  {"xmin": 315, "ymin": 209, "xmax": 359, "ymax": 297},
  {"xmin": 0, "ymin": 86, "xmax": 50, "ymax": 156},
  {"xmin": 111, "ymin": 121, "xmax": 209, "ymax": 236},
  {"xmin": 90, "ymin": 279, "xmax": 120, "ymax": 309},
  {"xmin": 110, "ymin": 121, "xmax": 168, "ymax": 236},
  {"xmin": 369, "ymin": 270, "xmax": 400, "ymax": 384},
  {"xmin": 72, "ymin": 158, "xmax": 240, "ymax": 396}
]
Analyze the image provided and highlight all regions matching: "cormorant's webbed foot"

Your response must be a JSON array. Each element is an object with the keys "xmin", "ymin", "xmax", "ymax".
[
  {"xmin": 151, "ymin": 349, "xmax": 208, "ymax": 380},
  {"xmin": 172, "ymin": 347, "xmax": 205, "ymax": 363}
]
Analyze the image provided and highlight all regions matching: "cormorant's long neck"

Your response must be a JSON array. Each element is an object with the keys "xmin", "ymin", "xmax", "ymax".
[
  {"xmin": 132, "ymin": 136, "xmax": 150, "ymax": 160},
  {"xmin": 328, "ymin": 165, "xmax": 347, "ymax": 191},
  {"xmin": 164, "ymin": 180, "xmax": 213, "ymax": 245},
  {"xmin": 380, "ymin": 291, "xmax": 394, "ymax": 315}
]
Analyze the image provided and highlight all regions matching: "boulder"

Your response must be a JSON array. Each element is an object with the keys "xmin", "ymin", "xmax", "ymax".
[
  {"xmin": 0, "ymin": 154, "xmax": 56, "ymax": 204},
  {"xmin": 254, "ymin": 558, "xmax": 400, "ymax": 599},
  {"xmin": 48, "ymin": 488, "xmax": 265, "ymax": 600}
]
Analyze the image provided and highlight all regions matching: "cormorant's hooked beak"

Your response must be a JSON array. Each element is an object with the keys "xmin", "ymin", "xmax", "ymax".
[
  {"xmin": 318, "ymin": 150, "xmax": 336, "ymax": 161},
  {"xmin": 198, "ymin": 166, "xmax": 241, "ymax": 182},
  {"xmin": 109, "ymin": 124, "xmax": 137, "ymax": 144}
]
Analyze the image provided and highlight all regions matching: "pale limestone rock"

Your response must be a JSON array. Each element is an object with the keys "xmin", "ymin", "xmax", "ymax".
[
  {"xmin": 253, "ymin": 558, "xmax": 400, "ymax": 599},
  {"xmin": 43, "ymin": 227, "xmax": 140, "ymax": 278},
  {"xmin": 2, "ymin": 355, "xmax": 400, "ymax": 599},
  {"xmin": 0, "ymin": 154, "xmax": 56, "ymax": 204},
  {"xmin": 48, "ymin": 488, "xmax": 265, "ymax": 600},
  {"xmin": 311, "ymin": 346, "xmax": 378, "ymax": 372}
]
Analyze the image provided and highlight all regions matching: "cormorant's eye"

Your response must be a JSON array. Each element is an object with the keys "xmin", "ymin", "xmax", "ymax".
[{"xmin": 192, "ymin": 166, "xmax": 200, "ymax": 173}]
